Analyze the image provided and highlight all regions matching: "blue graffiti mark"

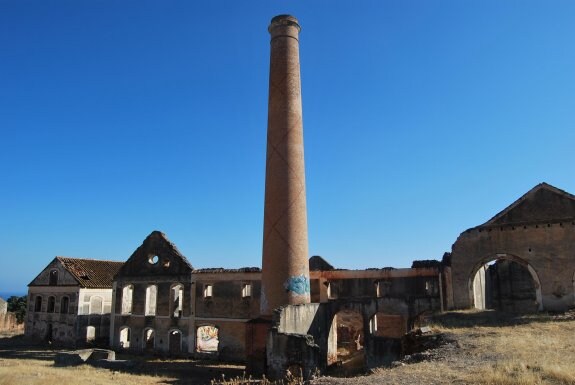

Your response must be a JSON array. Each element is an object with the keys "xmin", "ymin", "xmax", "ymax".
[{"xmin": 284, "ymin": 275, "xmax": 310, "ymax": 295}]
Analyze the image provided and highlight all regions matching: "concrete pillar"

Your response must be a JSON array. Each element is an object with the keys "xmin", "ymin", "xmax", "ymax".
[{"xmin": 260, "ymin": 15, "xmax": 311, "ymax": 316}]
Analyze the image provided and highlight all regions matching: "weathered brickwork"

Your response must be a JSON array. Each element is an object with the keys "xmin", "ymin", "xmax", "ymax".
[
  {"xmin": 25, "ymin": 258, "xmax": 122, "ymax": 346},
  {"xmin": 450, "ymin": 183, "xmax": 575, "ymax": 312}
]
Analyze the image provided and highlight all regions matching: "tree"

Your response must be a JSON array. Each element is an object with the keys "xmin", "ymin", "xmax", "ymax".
[{"xmin": 7, "ymin": 296, "xmax": 27, "ymax": 324}]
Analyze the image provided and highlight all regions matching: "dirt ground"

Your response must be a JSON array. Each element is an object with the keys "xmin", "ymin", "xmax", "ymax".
[
  {"xmin": 313, "ymin": 310, "xmax": 575, "ymax": 385},
  {"xmin": 0, "ymin": 332, "xmax": 245, "ymax": 385},
  {"xmin": 2, "ymin": 311, "xmax": 575, "ymax": 385}
]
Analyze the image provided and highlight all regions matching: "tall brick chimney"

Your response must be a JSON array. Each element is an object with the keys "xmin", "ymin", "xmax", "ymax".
[{"xmin": 260, "ymin": 15, "xmax": 311, "ymax": 316}]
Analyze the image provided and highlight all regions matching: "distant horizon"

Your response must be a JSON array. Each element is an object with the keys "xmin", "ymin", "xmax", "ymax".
[{"xmin": 0, "ymin": 292, "xmax": 27, "ymax": 300}]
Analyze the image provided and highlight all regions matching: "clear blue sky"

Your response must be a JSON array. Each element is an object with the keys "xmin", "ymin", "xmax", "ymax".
[{"xmin": 1, "ymin": 1, "xmax": 574, "ymax": 295}]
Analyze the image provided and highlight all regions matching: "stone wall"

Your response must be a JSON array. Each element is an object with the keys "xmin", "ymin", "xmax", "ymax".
[
  {"xmin": 451, "ymin": 222, "xmax": 575, "ymax": 311},
  {"xmin": 0, "ymin": 313, "xmax": 23, "ymax": 334}
]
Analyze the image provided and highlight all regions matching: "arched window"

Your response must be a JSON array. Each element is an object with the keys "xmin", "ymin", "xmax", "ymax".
[
  {"xmin": 171, "ymin": 284, "xmax": 184, "ymax": 317},
  {"xmin": 34, "ymin": 296, "xmax": 43, "ymax": 312},
  {"xmin": 196, "ymin": 325, "xmax": 219, "ymax": 353},
  {"xmin": 49, "ymin": 270, "xmax": 58, "ymax": 286},
  {"xmin": 90, "ymin": 296, "xmax": 103, "ymax": 314},
  {"xmin": 47, "ymin": 296, "xmax": 56, "ymax": 313},
  {"xmin": 119, "ymin": 327, "xmax": 130, "ymax": 348},
  {"xmin": 60, "ymin": 296, "xmax": 69, "ymax": 314},
  {"xmin": 86, "ymin": 326, "xmax": 96, "ymax": 342},
  {"xmin": 143, "ymin": 328, "xmax": 155, "ymax": 350},
  {"xmin": 145, "ymin": 285, "xmax": 157, "ymax": 316},
  {"xmin": 121, "ymin": 285, "xmax": 133, "ymax": 315}
]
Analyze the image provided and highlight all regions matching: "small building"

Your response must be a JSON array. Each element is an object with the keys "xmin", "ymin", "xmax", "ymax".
[
  {"xmin": 26, "ymin": 257, "xmax": 123, "ymax": 346},
  {"xmin": 450, "ymin": 182, "xmax": 575, "ymax": 312},
  {"xmin": 0, "ymin": 297, "xmax": 7, "ymax": 315}
]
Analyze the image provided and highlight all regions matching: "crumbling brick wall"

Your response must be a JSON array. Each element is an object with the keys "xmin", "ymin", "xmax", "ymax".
[{"xmin": 0, "ymin": 313, "xmax": 23, "ymax": 334}]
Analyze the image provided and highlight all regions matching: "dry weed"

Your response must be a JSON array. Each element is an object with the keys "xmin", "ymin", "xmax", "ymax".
[{"xmin": 0, "ymin": 358, "xmax": 175, "ymax": 385}]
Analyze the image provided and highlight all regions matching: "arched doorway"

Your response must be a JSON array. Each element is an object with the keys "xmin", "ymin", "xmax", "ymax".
[
  {"xmin": 169, "ymin": 329, "xmax": 182, "ymax": 355},
  {"xmin": 196, "ymin": 325, "xmax": 219, "ymax": 353},
  {"xmin": 119, "ymin": 327, "xmax": 130, "ymax": 348},
  {"xmin": 327, "ymin": 309, "xmax": 365, "ymax": 374},
  {"xmin": 46, "ymin": 323, "xmax": 53, "ymax": 343},
  {"xmin": 469, "ymin": 254, "xmax": 542, "ymax": 312},
  {"xmin": 143, "ymin": 328, "xmax": 155, "ymax": 351}
]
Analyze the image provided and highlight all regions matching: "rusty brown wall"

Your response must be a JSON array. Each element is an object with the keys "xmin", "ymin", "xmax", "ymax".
[{"xmin": 451, "ymin": 223, "xmax": 575, "ymax": 311}]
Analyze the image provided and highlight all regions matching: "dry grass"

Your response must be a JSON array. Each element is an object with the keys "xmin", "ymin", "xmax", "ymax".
[
  {"xmin": 2, "ymin": 311, "xmax": 575, "ymax": 385},
  {"xmin": 315, "ymin": 310, "xmax": 575, "ymax": 385},
  {"xmin": 430, "ymin": 311, "xmax": 575, "ymax": 385},
  {"xmin": 0, "ymin": 358, "xmax": 175, "ymax": 385}
]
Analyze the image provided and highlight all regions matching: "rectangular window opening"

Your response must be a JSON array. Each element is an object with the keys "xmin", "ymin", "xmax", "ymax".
[{"xmin": 204, "ymin": 284, "xmax": 213, "ymax": 298}]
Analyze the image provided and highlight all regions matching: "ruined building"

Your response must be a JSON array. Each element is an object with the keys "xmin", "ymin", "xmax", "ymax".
[
  {"xmin": 449, "ymin": 182, "xmax": 575, "ymax": 313},
  {"xmin": 24, "ymin": 14, "xmax": 575, "ymax": 379},
  {"xmin": 25, "ymin": 257, "xmax": 122, "ymax": 345}
]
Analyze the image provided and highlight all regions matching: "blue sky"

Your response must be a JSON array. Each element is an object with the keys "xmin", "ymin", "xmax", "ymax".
[{"xmin": 1, "ymin": 1, "xmax": 574, "ymax": 295}]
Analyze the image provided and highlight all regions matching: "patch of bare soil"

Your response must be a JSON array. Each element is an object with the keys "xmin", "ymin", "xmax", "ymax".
[{"xmin": 0, "ymin": 333, "xmax": 245, "ymax": 385}]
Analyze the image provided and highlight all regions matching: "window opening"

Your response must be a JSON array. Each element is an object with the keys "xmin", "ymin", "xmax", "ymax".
[
  {"xmin": 119, "ymin": 327, "xmax": 130, "ymax": 348},
  {"xmin": 60, "ymin": 296, "xmax": 69, "ymax": 314},
  {"xmin": 90, "ymin": 296, "xmax": 103, "ymax": 314},
  {"xmin": 242, "ymin": 283, "xmax": 252, "ymax": 298},
  {"xmin": 34, "ymin": 296, "xmax": 42, "ymax": 312},
  {"xmin": 145, "ymin": 285, "xmax": 157, "ymax": 315},
  {"xmin": 49, "ymin": 270, "xmax": 58, "ymax": 286},
  {"xmin": 47, "ymin": 296, "xmax": 55, "ymax": 313},
  {"xmin": 171, "ymin": 284, "xmax": 184, "ymax": 317},
  {"xmin": 121, "ymin": 285, "xmax": 133, "ymax": 315},
  {"xmin": 204, "ymin": 284, "xmax": 213, "ymax": 298},
  {"xmin": 196, "ymin": 325, "xmax": 219, "ymax": 353},
  {"xmin": 86, "ymin": 326, "xmax": 96, "ymax": 342}
]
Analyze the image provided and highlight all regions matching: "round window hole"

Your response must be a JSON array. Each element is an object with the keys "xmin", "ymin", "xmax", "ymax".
[{"xmin": 148, "ymin": 255, "xmax": 159, "ymax": 265}]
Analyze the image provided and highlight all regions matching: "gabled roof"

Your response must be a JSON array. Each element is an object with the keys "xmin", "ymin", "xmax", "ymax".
[
  {"xmin": 481, "ymin": 182, "xmax": 575, "ymax": 227},
  {"xmin": 115, "ymin": 231, "xmax": 193, "ymax": 278},
  {"xmin": 309, "ymin": 255, "xmax": 334, "ymax": 271},
  {"xmin": 193, "ymin": 267, "xmax": 261, "ymax": 273},
  {"xmin": 28, "ymin": 257, "xmax": 123, "ymax": 289},
  {"xmin": 58, "ymin": 257, "xmax": 123, "ymax": 288}
]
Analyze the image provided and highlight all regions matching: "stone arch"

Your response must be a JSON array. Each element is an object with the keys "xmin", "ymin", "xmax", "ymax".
[
  {"xmin": 169, "ymin": 329, "xmax": 182, "ymax": 355},
  {"xmin": 468, "ymin": 254, "xmax": 543, "ymax": 312},
  {"xmin": 119, "ymin": 326, "xmax": 131, "ymax": 348},
  {"xmin": 326, "ymin": 304, "xmax": 366, "ymax": 374},
  {"xmin": 143, "ymin": 328, "xmax": 155, "ymax": 351}
]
